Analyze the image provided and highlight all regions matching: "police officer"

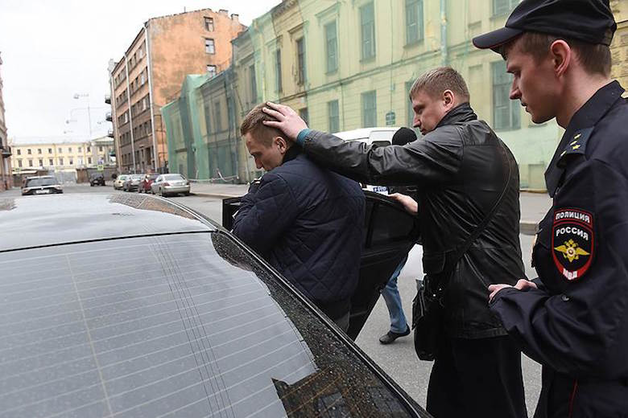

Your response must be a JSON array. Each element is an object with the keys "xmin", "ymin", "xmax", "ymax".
[{"xmin": 474, "ymin": 0, "xmax": 628, "ymax": 416}]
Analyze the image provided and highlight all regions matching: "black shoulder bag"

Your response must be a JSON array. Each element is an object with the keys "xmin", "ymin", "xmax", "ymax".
[{"xmin": 412, "ymin": 148, "xmax": 512, "ymax": 361}]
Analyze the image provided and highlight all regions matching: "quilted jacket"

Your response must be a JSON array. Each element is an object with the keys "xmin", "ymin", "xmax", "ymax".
[{"xmin": 232, "ymin": 147, "xmax": 365, "ymax": 320}]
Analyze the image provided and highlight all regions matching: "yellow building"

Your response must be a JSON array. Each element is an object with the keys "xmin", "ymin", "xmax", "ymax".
[
  {"xmin": 10, "ymin": 137, "xmax": 115, "ymax": 179},
  {"xmin": 165, "ymin": 0, "xmax": 628, "ymax": 187}
]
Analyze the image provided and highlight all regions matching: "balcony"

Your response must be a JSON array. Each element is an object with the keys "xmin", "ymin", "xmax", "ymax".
[
  {"xmin": 105, "ymin": 94, "xmax": 111, "ymax": 104},
  {"xmin": 106, "ymin": 111, "xmax": 112, "ymax": 122},
  {"xmin": 107, "ymin": 129, "xmax": 115, "ymax": 138},
  {"xmin": 0, "ymin": 145, "xmax": 11, "ymax": 157}
]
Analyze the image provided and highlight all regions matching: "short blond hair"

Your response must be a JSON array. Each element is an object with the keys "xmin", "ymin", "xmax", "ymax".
[
  {"xmin": 409, "ymin": 67, "xmax": 470, "ymax": 102},
  {"xmin": 240, "ymin": 103, "xmax": 282, "ymax": 147}
]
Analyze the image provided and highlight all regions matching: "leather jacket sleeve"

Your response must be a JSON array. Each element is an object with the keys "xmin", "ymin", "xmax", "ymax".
[{"xmin": 302, "ymin": 129, "xmax": 464, "ymax": 187}]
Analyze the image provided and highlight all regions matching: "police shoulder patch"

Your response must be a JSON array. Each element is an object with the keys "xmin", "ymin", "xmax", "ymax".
[{"xmin": 552, "ymin": 208, "xmax": 595, "ymax": 281}]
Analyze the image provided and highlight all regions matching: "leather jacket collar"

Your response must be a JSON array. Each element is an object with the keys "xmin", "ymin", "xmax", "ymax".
[{"xmin": 435, "ymin": 102, "xmax": 478, "ymax": 129}]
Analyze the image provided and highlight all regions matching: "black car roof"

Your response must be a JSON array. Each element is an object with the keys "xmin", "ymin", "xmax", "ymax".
[{"xmin": 0, "ymin": 194, "xmax": 216, "ymax": 252}]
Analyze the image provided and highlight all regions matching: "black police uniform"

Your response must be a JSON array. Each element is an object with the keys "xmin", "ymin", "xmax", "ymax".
[{"xmin": 490, "ymin": 81, "xmax": 628, "ymax": 417}]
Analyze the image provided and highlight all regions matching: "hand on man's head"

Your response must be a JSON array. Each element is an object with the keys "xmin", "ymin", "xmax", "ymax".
[{"xmin": 262, "ymin": 102, "xmax": 309, "ymax": 142}]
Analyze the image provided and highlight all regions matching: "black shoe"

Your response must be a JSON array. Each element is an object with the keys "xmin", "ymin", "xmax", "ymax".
[{"xmin": 379, "ymin": 326, "xmax": 411, "ymax": 345}]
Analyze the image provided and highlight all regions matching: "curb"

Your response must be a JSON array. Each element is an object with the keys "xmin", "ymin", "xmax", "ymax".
[
  {"xmin": 520, "ymin": 221, "xmax": 539, "ymax": 236},
  {"xmin": 190, "ymin": 192, "xmax": 244, "ymax": 199}
]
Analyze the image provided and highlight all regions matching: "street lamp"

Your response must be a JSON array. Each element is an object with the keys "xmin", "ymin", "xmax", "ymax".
[{"xmin": 73, "ymin": 93, "xmax": 92, "ymax": 140}]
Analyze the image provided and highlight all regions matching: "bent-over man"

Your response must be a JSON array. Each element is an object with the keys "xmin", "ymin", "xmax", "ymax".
[{"xmin": 232, "ymin": 104, "xmax": 365, "ymax": 332}]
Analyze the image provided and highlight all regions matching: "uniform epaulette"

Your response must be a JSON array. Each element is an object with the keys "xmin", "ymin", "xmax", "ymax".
[{"xmin": 557, "ymin": 127, "xmax": 593, "ymax": 167}]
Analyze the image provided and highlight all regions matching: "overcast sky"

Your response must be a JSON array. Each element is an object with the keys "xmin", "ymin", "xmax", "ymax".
[{"xmin": 0, "ymin": 0, "xmax": 281, "ymax": 143}]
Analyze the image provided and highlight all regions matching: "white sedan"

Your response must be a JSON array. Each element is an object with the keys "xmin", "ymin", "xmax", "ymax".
[{"xmin": 150, "ymin": 173, "xmax": 191, "ymax": 197}]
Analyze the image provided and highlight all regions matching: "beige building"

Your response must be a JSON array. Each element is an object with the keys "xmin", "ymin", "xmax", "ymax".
[
  {"xmin": 108, "ymin": 8, "xmax": 246, "ymax": 174},
  {"xmin": 10, "ymin": 137, "xmax": 113, "ymax": 173},
  {"xmin": 0, "ymin": 52, "xmax": 12, "ymax": 191}
]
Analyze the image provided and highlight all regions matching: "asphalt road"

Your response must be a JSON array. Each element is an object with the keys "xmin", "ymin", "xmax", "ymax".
[{"xmin": 5, "ymin": 183, "xmax": 542, "ymax": 414}]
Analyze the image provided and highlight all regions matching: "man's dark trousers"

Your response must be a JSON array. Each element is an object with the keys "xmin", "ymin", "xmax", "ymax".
[{"xmin": 427, "ymin": 335, "xmax": 527, "ymax": 418}]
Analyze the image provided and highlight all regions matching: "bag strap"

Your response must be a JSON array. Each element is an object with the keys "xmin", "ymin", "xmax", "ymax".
[{"xmin": 433, "ymin": 140, "xmax": 513, "ymax": 295}]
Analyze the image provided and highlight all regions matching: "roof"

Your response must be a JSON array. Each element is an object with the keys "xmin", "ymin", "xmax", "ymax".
[{"xmin": 0, "ymin": 194, "xmax": 216, "ymax": 253}]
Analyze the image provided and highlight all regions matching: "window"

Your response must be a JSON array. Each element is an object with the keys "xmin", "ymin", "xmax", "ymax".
[
  {"xmin": 275, "ymin": 49, "xmax": 282, "ymax": 93},
  {"xmin": 17, "ymin": 159, "xmax": 22, "ymax": 167},
  {"xmin": 205, "ymin": 38, "xmax": 215, "ymax": 54},
  {"xmin": 207, "ymin": 65, "xmax": 217, "ymax": 77},
  {"xmin": 48, "ymin": 148, "xmax": 52, "ymax": 154},
  {"xmin": 88, "ymin": 157, "xmax": 92, "ymax": 164},
  {"xmin": 58, "ymin": 148, "xmax": 62, "ymax": 153},
  {"xmin": 78, "ymin": 147, "xmax": 82, "ymax": 152},
  {"xmin": 205, "ymin": 17, "xmax": 214, "ymax": 31},
  {"xmin": 405, "ymin": 0, "xmax": 424, "ymax": 45},
  {"xmin": 68, "ymin": 147, "xmax": 72, "ymax": 153},
  {"xmin": 140, "ymin": 72, "xmax": 146, "ymax": 85},
  {"xmin": 27, "ymin": 149, "xmax": 31, "ymax": 155},
  {"xmin": 48, "ymin": 158, "xmax": 53, "ymax": 166},
  {"xmin": 328, "ymin": 100, "xmax": 340, "ymax": 133},
  {"xmin": 99, "ymin": 146, "xmax": 103, "ymax": 152},
  {"xmin": 214, "ymin": 102, "xmax": 222, "ymax": 133},
  {"xmin": 360, "ymin": 2, "xmax": 376, "ymax": 60},
  {"xmin": 58, "ymin": 158, "xmax": 63, "ymax": 166},
  {"xmin": 493, "ymin": 0, "xmax": 519, "ymax": 16},
  {"xmin": 16, "ymin": 149, "xmax": 20, "ymax": 155},
  {"xmin": 28, "ymin": 160, "xmax": 33, "ymax": 167},
  {"xmin": 249, "ymin": 64, "xmax": 257, "ymax": 103},
  {"xmin": 37, "ymin": 148, "xmax": 42, "ymax": 154},
  {"xmin": 38, "ymin": 159, "xmax": 43, "ymax": 166},
  {"xmin": 325, "ymin": 22, "xmax": 338, "ymax": 73},
  {"xmin": 362, "ymin": 90, "xmax": 377, "ymax": 128},
  {"xmin": 87, "ymin": 146, "xmax": 91, "ymax": 153},
  {"xmin": 69, "ymin": 158, "xmax": 73, "ymax": 165},
  {"xmin": 299, "ymin": 108, "xmax": 309, "ymax": 125},
  {"xmin": 492, "ymin": 61, "xmax": 520, "ymax": 130},
  {"xmin": 296, "ymin": 38, "xmax": 306, "ymax": 85}
]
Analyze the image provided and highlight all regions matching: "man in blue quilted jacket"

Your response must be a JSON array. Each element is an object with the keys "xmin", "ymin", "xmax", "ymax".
[{"xmin": 232, "ymin": 103, "xmax": 365, "ymax": 331}]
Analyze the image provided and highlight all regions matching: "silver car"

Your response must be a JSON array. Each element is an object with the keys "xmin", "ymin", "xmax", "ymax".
[{"xmin": 151, "ymin": 173, "xmax": 190, "ymax": 197}]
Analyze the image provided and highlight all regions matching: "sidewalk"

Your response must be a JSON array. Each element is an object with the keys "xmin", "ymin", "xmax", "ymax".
[{"xmin": 191, "ymin": 182, "xmax": 552, "ymax": 235}]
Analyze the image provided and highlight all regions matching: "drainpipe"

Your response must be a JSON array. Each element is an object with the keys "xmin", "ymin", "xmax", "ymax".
[
  {"xmin": 144, "ymin": 23, "xmax": 159, "ymax": 172},
  {"xmin": 124, "ymin": 53, "xmax": 136, "ymax": 173},
  {"xmin": 440, "ymin": 0, "xmax": 448, "ymax": 66}
]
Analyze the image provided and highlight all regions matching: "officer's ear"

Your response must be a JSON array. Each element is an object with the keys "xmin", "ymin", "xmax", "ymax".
[{"xmin": 549, "ymin": 39, "xmax": 572, "ymax": 78}]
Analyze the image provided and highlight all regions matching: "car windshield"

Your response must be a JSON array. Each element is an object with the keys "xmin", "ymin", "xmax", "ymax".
[
  {"xmin": 118, "ymin": 175, "xmax": 128, "ymax": 181},
  {"xmin": 129, "ymin": 174, "xmax": 143, "ymax": 180},
  {"xmin": 0, "ymin": 232, "xmax": 425, "ymax": 417},
  {"xmin": 163, "ymin": 174, "xmax": 185, "ymax": 181},
  {"xmin": 25, "ymin": 177, "xmax": 56, "ymax": 187},
  {"xmin": 147, "ymin": 174, "xmax": 159, "ymax": 180}
]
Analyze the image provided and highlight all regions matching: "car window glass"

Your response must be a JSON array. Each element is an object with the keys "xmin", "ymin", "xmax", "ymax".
[
  {"xmin": 0, "ymin": 233, "xmax": 425, "ymax": 417},
  {"xmin": 25, "ymin": 177, "xmax": 55, "ymax": 187},
  {"xmin": 370, "ymin": 201, "xmax": 417, "ymax": 246}
]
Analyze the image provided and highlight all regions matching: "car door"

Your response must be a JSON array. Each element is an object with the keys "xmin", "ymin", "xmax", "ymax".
[
  {"xmin": 152, "ymin": 175, "xmax": 162, "ymax": 193},
  {"xmin": 222, "ymin": 190, "xmax": 420, "ymax": 340}
]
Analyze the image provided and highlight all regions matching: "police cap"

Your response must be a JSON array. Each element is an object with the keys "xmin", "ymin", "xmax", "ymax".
[{"xmin": 473, "ymin": 0, "xmax": 617, "ymax": 50}]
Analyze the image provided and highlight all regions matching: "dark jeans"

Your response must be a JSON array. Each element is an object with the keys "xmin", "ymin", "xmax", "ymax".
[{"xmin": 427, "ymin": 335, "xmax": 527, "ymax": 418}]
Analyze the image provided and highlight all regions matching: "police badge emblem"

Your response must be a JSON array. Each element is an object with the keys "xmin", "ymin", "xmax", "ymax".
[{"xmin": 552, "ymin": 208, "xmax": 594, "ymax": 281}]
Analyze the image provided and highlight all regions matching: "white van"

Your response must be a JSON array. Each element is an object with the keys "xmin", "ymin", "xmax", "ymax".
[{"xmin": 333, "ymin": 127, "xmax": 401, "ymax": 194}]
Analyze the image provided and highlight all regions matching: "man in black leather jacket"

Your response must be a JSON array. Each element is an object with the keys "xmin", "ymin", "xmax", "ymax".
[{"xmin": 263, "ymin": 67, "xmax": 527, "ymax": 418}]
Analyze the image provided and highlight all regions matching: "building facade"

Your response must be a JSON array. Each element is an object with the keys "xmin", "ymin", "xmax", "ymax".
[
  {"xmin": 165, "ymin": 0, "xmax": 628, "ymax": 188},
  {"xmin": 0, "ymin": 52, "xmax": 12, "ymax": 191},
  {"xmin": 9, "ymin": 137, "xmax": 114, "ymax": 174},
  {"xmin": 107, "ymin": 8, "xmax": 246, "ymax": 174}
]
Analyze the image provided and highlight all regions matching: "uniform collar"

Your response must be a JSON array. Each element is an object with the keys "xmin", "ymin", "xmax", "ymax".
[
  {"xmin": 545, "ymin": 80, "xmax": 625, "ymax": 197},
  {"xmin": 436, "ymin": 102, "xmax": 478, "ymax": 129}
]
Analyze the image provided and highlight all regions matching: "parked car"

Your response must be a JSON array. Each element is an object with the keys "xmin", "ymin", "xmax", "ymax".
[
  {"xmin": 113, "ymin": 174, "xmax": 129, "ymax": 190},
  {"xmin": 0, "ymin": 193, "xmax": 428, "ymax": 418},
  {"xmin": 138, "ymin": 173, "xmax": 159, "ymax": 193},
  {"xmin": 89, "ymin": 173, "xmax": 106, "ymax": 186},
  {"xmin": 20, "ymin": 175, "xmax": 63, "ymax": 195},
  {"xmin": 122, "ymin": 174, "xmax": 144, "ymax": 192},
  {"xmin": 151, "ymin": 173, "xmax": 191, "ymax": 197}
]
